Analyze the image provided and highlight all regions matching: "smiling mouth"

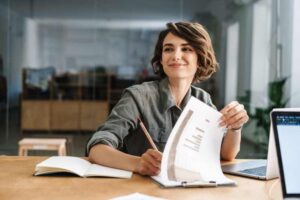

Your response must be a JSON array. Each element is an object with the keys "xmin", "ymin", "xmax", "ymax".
[{"xmin": 168, "ymin": 63, "xmax": 186, "ymax": 67}]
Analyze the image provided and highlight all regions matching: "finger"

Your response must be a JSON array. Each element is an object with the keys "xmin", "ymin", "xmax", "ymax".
[
  {"xmin": 225, "ymin": 104, "xmax": 245, "ymax": 119},
  {"xmin": 228, "ymin": 112, "xmax": 249, "ymax": 129},
  {"xmin": 219, "ymin": 103, "xmax": 242, "ymax": 126},
  {"xmin": 142, "ymin": 161, "xmax": 160, "ymax": 175},
  {"xmin": 219, "ymin": 101, "xmax": 240, "ymax": 125},
  {"xmin": 139, "ymin": 164, "xmax": 159, "ymax": 176},
  {"xmin": 226, "ymin": 109, "xmax": 246, "ymax": 124},
  {"xmin": 228, "ymin": 118, "xmax": 245, "ymax": 130},
  {"xmin": 148, "ymin": 149, "xmax": 162, "ymax": 161},
  {"xmin": 148, "ymin": 166, "xmax": 160, "ymax": 175},
  {"xmin": 220, "ymin": 101, "xmax": 239, "ymax": 114},
  {"xmin": 142, "ymin": 152, "xmax": 161, "ymax": 168}
]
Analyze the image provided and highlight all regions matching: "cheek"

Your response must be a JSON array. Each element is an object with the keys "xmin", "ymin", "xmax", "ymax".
[
  {"xmin": 161, "ymin": 54, "xmax": 169, "ymax": 64},
  {"xmin": 190, "ymin": 55, "xmax": 198, "ymax": 66},
  {"xmin": 190, "ymin": 56, "xmax": 199, "ymax": 72}
]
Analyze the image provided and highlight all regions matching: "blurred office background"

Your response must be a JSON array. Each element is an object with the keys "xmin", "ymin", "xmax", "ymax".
[{"xmin": 0, "ymin": 0, "xmax": 299, "ymax": 157}]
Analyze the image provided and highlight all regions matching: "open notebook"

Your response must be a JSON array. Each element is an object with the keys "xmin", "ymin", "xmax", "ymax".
[
  {"xmin": 152, "ymin": 97, "xmax": 235, "ymax": 187},
  {"xmin": 34, "ymin": 156, "xmax": 132, "ymax": 179}
]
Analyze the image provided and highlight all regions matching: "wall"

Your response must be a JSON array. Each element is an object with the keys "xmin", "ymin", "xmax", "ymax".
[
  {"xmin": 227, "ymin": 4, "xmax": 253, "ymax": 99},
  {"xmin": 0, "ymin": 3, "xmax": 25, "ymax": 107},
  {"xmin": 4, "ymin": 0, "xmax": 230, "ymax": 108},
  {"xmin": 290, "ymin": 0, "xmax": 300, "ymax": 106},
  {"xmin": 0, "ymin": 4, "xmax": 9, "ymax": 76},
  {"xmin": 280, "ymin": 0, "xmax": 300, "ymax": 107},
  {"xmin": 35, "ymin": 24, "xmax": 159, "ymax": 76},
  {"xmin": 250, "ymin": 0, "xmax": 272, "ymax": 108}
]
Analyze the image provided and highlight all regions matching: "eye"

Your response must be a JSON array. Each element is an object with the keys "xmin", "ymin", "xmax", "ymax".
[
  {"xmin": 182, "ymin": 47, "xmax": 194, "ymax": 52},
  {"xmin": 163, "ymin": 47, "xmax": 173, "ymax": 52}
]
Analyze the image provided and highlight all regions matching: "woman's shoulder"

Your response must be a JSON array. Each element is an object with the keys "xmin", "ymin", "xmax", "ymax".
[
  {"xmin": 190, "ymin": 85, "xmax": 212, "ymax": 103},
  {"xmin": 125, "ymin": 80, "xmax": 160, "ymax": 94},
  {"xmin": 191, "ymin": 85, "xmax": 210, "ymax": 95}
]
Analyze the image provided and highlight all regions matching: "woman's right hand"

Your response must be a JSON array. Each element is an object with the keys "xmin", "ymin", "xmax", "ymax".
[{"xmin": 135, "ymin": 149, "xmax": 162, "ymax": 176}]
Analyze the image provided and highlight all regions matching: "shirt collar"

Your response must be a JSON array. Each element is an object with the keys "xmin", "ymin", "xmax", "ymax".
[
  {"xmin": 180, "ymin": 87, "xmax": 191, "ymax": 109},
  {"xmin": 159, "ymin": 78, "xmax": 192, "ymax": 113}
]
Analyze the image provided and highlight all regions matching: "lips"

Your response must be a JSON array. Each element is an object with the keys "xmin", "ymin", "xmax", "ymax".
[{"xmin": 168, "ymin": 63, "xmax": 186, "ymax": 67}]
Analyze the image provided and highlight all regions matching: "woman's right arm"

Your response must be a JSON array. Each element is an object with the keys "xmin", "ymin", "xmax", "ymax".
[{"xmin": 88, "ymin": 144, "xmax": 162, "ymax": 176}]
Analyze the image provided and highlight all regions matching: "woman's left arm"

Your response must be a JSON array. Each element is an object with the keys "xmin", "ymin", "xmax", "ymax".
[{"xmin": 219, "ymin": 101, "xmax": 249, "ymax": 161}]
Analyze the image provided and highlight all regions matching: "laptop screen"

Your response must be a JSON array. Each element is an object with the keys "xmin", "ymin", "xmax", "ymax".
[{"xmin": 272, "ymin": 111, "xmax": 300, "ymax": 198}]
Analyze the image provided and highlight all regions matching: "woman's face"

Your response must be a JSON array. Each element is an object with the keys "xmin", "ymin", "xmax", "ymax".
[{"xmin": 160, "ymin": 32, "xmax": 198, "ymax": 82}]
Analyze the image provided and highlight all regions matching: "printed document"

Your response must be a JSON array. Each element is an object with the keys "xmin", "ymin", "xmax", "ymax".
[{"xmin": 152, "ymin": 97, "xmax": 235, "ymax": 187}]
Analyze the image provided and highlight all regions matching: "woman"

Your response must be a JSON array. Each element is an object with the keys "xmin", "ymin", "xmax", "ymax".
[{"xmin": 87, "ymin": 22, "xmax": 249, "ymax": 176}]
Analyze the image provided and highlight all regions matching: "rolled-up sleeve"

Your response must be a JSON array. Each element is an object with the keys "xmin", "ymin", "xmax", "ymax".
[{"xmin": 86, "ymin": 88, "xmax": 142, "ymax": 155}]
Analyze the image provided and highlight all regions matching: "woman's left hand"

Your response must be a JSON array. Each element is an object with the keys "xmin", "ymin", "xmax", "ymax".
[{"xmin": 219, "ymin": 101, "xmax": 249, "ymax": 130}]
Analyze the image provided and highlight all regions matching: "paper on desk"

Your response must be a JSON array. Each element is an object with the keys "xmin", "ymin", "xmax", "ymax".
[
  {"xmin": 156, "ymin": 96, "xmax": 235, "ymax": 185},
  {"xmin": 110, "ymin": 193, "xmax": 166, "ymax": 200}
]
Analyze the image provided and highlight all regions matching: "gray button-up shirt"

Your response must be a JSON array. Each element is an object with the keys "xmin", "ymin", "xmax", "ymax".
[{"xmin": 86, "ymin": 78, "xmax": 215, "ymax": 156}]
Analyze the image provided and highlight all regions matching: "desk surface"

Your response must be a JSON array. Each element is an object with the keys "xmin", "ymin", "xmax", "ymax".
[{"xmin": 0, "ymin": 156, "xmax": 282, "ymax": 200}]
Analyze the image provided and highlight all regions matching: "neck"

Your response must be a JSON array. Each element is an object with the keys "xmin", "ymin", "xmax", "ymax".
[{"xmin": 168, "ymin": 78, "xmax": 192, "ymax": 107}]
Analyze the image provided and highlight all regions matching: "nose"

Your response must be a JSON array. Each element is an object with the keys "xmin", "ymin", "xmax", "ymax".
[{"xmin": 172, "ymin": 48, "xmax": 182, "ymax": 61}]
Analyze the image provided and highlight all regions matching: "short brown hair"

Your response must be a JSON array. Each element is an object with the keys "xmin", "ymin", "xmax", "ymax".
[{"xmin": 151, "ymin": 22, "xmax": 219, "ymax": 83}]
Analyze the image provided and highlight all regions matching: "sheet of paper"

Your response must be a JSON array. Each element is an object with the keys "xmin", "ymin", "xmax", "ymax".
[
  {"xmin": 151, "ymin": 175, "xmax": 182, "ymax": 187},
  {"xmin": 86, "ymin": 164, "xmax": 132, "ymax": 178},
  {"xmin": 110, "ymin": 193, "xmax": 166, "ymax": 200},
  {"xmin": 158, "ymin": 97, "xmax": 234, "ymax": 185}
]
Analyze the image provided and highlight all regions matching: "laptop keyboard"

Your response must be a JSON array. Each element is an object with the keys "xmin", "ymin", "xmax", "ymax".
[{"xmin": 239, "ymin": 166, "xmax": 266, "ymax": 176}]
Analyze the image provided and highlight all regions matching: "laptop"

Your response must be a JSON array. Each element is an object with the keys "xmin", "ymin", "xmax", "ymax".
[
  {"xmin": 272, "ymin": 110, "xmax": 300, "ymax": 199},
  {"xmin": 221, "ymin": 112, "xmax": 279, "ymax": 180}
]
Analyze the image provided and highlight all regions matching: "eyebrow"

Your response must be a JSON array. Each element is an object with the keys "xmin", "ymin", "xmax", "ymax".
[{"xmin": 163, "ymin": 43, "xmax": 191, "ymax": 47}]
